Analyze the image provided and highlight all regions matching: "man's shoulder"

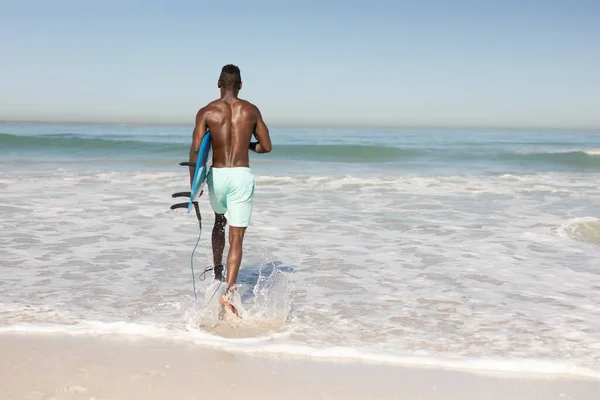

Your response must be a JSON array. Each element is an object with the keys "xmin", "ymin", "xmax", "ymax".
[
  {"xmin": 237, "ymin": 98, "xmax": 261, "ymax": 114},
  {"xmin": 196, "ymin": 100, "xmax": 225, "ymax": 116},
  {"xmin": 204, "ymin": 99, "xmax": 227, "ymax": 110}
]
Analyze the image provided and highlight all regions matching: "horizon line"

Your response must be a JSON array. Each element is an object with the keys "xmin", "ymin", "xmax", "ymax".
[{"xmin": 1, "ymin": 118, "xmax": 600, "ymax": 133}]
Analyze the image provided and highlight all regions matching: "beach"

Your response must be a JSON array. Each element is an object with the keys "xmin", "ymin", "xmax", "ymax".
[
  {"xmin": 2, "ymin": 333, "xmax": 599, "ymax": 400},
  {"xmin": 1, "ymin": 123, "xmax": 600, "ymax": 398}
]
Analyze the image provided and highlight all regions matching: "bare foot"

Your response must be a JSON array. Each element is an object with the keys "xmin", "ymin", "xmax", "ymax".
[{"xmin": 220, "ymin": 289, "xmax": 241, "ymax": 318}]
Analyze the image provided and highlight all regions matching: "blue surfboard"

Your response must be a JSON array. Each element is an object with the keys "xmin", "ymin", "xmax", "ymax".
[{"xmin": 188, "ymin": 132, "xmax": 213, "ymax": 212}]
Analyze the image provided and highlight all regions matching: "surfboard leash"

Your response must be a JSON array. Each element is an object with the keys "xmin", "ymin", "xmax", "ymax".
[
  {"xmin": 189, "ymin": 200, "xmax": 204, "ymax": 300},
  {"xmin": 205, "ymin": 273, "xmax": 224, "ymax": 307},
  {"xmin": 177, "ymin": 195, "xmax": 224, "ymax": 304},
  {"xmin": 171, "ymin": 158, "xmax": 222, "ymax": 304},
  {"xmin": 189, "ymin": 228, "xmax": 201, "ymax": 300}
]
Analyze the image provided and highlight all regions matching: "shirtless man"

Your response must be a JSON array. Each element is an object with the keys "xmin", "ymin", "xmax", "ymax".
[{"xmin": 189, "ymin": 64, "xmax": 272, "ymax": 316}]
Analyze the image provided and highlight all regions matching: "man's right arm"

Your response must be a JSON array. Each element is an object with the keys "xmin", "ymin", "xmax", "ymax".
[{"xmin": 250, "ymin": 106, "xmax": 272, "ymax": 154}]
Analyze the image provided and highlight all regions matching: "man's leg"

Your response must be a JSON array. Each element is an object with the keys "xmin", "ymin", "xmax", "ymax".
[
  {"xmin": 212, "ymin": 213, "xmax": 227, "ymax": 280},
  {"xmin": 226, "ymin": 226, "xmax": 247, "ymax": 288},
  {"xmin": 218, "ymin": 168, "xmax": 254, "ymax": 316},
  {"xmin": 220, "ymin": 226, "xmax": 247, "ymax": 316}
]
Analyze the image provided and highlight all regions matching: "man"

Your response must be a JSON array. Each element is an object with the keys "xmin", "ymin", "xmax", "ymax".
[{"xmin": 189, "ymin": 64, "xmax": 272, "ymax": 316}]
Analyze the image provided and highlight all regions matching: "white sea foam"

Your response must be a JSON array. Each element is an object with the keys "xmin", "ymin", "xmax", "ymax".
[
  {"xmin": 559, "ymin": 217, "xmax": 600, "ymax": 246},
  {"xmin": 0, "ymin": 313, "xmax": 596, "ymax": 380},
  {"xmin": 1, "ymin": 321, "xmax": 599, "ymax": 379},
  {"xmin": 1, "ymin": 167, "xmax": 600, "ymax": 378},
  {"xmin": 513, "ymin": 147, "xmax": 600, "ymax": 156}
]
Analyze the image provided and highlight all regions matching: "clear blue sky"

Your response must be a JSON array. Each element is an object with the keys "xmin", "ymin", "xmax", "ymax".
[{"xmin": 1, "ymin": 0, "xmax": 599, "ymax": 128}]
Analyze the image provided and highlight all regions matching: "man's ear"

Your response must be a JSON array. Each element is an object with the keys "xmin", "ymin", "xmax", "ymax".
[
  {"xmin": 217, "ymin": 80, "xmax": 221, "ymax": 88},
  {"xmin": 239, "ymin": 82, "xmax": 243, "ymax": 90}
]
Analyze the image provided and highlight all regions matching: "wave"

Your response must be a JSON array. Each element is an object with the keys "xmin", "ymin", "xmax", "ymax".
[
  {"xmin": 561, "ymin": 218, "xmax": 600, "ymax": 246},
  {"xmin": 501, "ymin": 150, "xmax": 600, "ymax": 168},
  {"xmin": 0, "ymin": 133, "xmax": 186, "ymax": 156},
  {"xmin": 1, "ymin": 322, "xmax": 599, "ymax": 379},
  {"xmin": 2, "ymin": 132, "xmax": 600, "ymax": 168},
  {"xmin": 268, "ymin": 144, "xmax": 421, "ymax": 162},
  {"xmin": 447, "ymin": 148, "xmax": 600, "ymax": 168},
  {"xmin": 0, "ymin": 133, "xmax": 421, "ymax": 162}
]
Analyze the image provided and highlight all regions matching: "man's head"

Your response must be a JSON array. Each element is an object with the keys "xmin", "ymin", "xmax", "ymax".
[{"xmin": 218, "ymin": 64, "xmax": 242, "ymax": 91}]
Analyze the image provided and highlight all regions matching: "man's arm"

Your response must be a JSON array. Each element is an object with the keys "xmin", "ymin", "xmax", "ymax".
[
  {"xmin": 189, "ymin": 108, "xmax": 208, "ymax": 187},
  {"xmin": 249, "ymin": 107, "xmax": 272, "ymax": 153}
]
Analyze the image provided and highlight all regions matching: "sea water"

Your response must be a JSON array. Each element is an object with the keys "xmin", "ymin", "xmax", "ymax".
[{"xmin": 1, "ymin": 123, "xmax": 599, "ymax": 378}]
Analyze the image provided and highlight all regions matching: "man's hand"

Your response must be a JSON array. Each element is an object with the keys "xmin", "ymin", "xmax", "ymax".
[{"xmin": 249, "ymin": 141, "xmax": 269, "ymax": 153}]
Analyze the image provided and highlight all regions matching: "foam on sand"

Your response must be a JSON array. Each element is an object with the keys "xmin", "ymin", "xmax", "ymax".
[{"xmin": 1, "ymin": 333, "xmax": 599, "ymax": 400}]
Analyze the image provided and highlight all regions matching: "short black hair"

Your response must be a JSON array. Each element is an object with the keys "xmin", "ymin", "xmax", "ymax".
[{"xmin": 219, "ymin": 64, "xmax": 242, "ymax": 89}]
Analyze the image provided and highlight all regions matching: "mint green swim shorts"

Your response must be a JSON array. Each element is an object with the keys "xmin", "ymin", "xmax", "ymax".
[{"xmin": 207, "ymin": 167, "xmax": 256, "ymax": 227}]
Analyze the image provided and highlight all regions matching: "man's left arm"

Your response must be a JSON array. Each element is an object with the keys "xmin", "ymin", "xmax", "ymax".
[
  {"xmin": 189, "ymin": 108, "xmax": 208, "ymax": 188},
  {"xmin": 249, "ymin": 105, "xmax": 271, "ymax": 154}
]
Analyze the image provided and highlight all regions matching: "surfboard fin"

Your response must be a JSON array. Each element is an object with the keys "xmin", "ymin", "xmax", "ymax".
[
  {"xmin": 171, "ymin": 191, "xmax": 191, "ymax": 198},
  {"xmin": 170, "ymin": 202, "xmax": 196, "ymax": 210}
]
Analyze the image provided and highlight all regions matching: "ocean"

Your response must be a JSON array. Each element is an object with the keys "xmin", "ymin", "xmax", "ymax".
[{"xmin": 1, "ymin": 123, "xmax": 599, "ymax": 378}]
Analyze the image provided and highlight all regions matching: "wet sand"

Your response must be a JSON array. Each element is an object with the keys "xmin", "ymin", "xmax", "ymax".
[{"xmin": 1, "ymin": 333, "xmax": 599, "ymax": 400}]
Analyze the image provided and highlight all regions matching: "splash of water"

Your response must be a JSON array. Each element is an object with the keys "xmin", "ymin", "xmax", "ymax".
[{"xmin": 190, "ymin": 264, "xmax": 292, "ymax": 338}]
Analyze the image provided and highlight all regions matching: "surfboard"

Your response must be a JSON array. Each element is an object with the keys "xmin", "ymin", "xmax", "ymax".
[
  {"xmin": 170, "ymin": 131, "xmax": 212, "ymax": 214},
  {"xmin": 188, "ymin": 132, "xmax": 213, "ymax": 212}
]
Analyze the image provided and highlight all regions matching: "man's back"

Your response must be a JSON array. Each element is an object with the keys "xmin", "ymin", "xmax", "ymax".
[{"xmin": 202, "ymin": 98, "xmax": 265, "ymax": 168}]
